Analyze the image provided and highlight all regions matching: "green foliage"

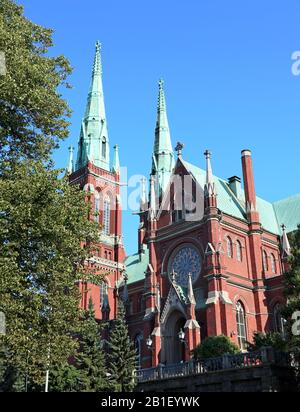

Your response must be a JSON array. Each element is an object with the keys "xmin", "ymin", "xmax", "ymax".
[
  {"xmin": 50, "ymin": 363, "xmax": 81, "ymax": 392},
  {"xmin": 0, "ymin": 161, "xmax": 100, "ymax": 387},
  {"xmin": 108, "ymin": 301, "xmax": 137, "ymax": 392},
  {"xmin": 282, "ymin": 225, "xmax": 300, "ymax": 366},
  {"xmin": 0, "ymin": 0, "xmax": 72, "ymax": 166},
  {"xmin": 75, "ymin": 298, "xmax": 108, "ymax": 392},
  {"xmin": 193, "ymin": 335, "xmax": 240, "ymax": 360},
  {"xmin": 247, "ymin": 332, "xmax": 287, "ymax": 352}
]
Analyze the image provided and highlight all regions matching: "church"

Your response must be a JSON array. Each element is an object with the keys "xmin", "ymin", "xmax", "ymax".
[{"xmin": 67, "ymin": 42, "xmax": 300, "ymax": 370}]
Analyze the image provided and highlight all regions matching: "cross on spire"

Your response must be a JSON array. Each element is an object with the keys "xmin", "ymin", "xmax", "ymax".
[{"xmin": 175, "ymin": 142, "xmax": 184, "ymax": 158}]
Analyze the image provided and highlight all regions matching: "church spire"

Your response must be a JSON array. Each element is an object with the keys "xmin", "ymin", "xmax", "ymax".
[
  {"xmin": 151, "ymin": 79, "xmax": 174, "ymax": 193},
  {"xmin": 76, "ymin": 41, "xmax": 110, "ymax": 171}
]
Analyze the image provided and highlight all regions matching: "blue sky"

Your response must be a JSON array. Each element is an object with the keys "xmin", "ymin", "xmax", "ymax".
[{"xmin": 20, "ymin": 0, "xmax": 300, "ymax": 255}]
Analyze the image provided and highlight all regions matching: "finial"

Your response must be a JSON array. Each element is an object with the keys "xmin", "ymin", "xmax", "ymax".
[
  {"xmin": 187, "ymin": 273, "xmax": 196, "ymax": 305},
  {"xmin": 175, "ymin": 142, "xmax": 184, "ymax": 158},
  {"xmin": 281, "ymin": 223, "xmax": 291, "ymax": 257},
  {"xmin": 148, "ymin": 175, "xmax": 157, "ymax": 221},
  {"xmin": 204, "ymin": 149, "xmax": 213, "ymax": 184},
  {"xmin": 93, "ymin": 40, "xmax": 102, "ymax": 74},
  {"xmin": 112, "ymin": 144, "xmax": 120, "ymax": 174},
  {"xmin": 68, "ymin": 145, "xmax": 74, "ymax": 174},
  {"xmin": 157, "ymin": 78, "xmax": 166, "ymax": 111},
  {"xmin": 140, "ymin": 176, "xmax": 147, "ymax": 210}
]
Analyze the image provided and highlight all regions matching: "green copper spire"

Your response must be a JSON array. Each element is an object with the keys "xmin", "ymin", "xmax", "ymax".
[
  {"xmin": 151, "ymin": 79, "xmax": 174, "ymax": 193},
  {"xmin": 76, "ymin": 41, "xmax": 110, "ymax": 171},
  {"xmin": 112, "ymin": 144, "xmax": 120, "ymax": 174}
]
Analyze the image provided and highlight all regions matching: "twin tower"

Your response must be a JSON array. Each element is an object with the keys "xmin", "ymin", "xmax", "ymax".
[{"xmin": 68, "ymin": 41, "xmax": 175, "ymax": 196}]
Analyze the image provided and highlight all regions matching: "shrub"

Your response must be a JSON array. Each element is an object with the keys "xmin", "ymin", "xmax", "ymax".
[
  {"xmin": 193, "ymin": 335, "xmax": 240, "ymax": 360},
  {"xmin": 247, "ymin": 332, "xmax": 287, "ymax": 352}
]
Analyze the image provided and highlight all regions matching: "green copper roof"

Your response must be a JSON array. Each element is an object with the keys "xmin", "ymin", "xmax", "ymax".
[
  {"xmin": 76, "ymin": 42, "xmax": 110, "ymax": 171},
  {"xmin": 125, "ymin": 246, "xmax": 149, "ymax": 285},
  {"xmin": 181, "ymin": 159, "xmax": 300, "ymax": 235},
  {"xmin": 152, "ymin": 80, "xmax": 175, "ymax": 193},
  {"xmin": 273, "ymin": 194, "xmax": 300, "ymax": 233}
]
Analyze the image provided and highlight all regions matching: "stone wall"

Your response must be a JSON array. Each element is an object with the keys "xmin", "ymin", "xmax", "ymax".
[{"xmin": 136, "ymin": 364, "xmax": 297, "ymax": 392}]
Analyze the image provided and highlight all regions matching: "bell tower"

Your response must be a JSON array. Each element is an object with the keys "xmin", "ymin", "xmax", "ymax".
[{"xmin": 68, "ymin": 42, "xmax": 125, "ymax": 320}]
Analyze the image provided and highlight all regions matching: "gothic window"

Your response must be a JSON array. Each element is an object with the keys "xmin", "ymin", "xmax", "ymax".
[
  {"xmin": 104, "ymin": 198, "xmax": 110, "ymax": 235},
  {"xmin": 236, "ymin": 301, "xmax": 247, "ymax": 350},
  {"xmin": 236, "ymin": 240, "xmax": 242, "ymax": 262},
  {"xmin": 134, "ymin": 334, "xmax": 143, "ymax": 369},
  {"xmin": 100, "ymin": 282, "xmax": 108, "ymax": 307},
  {"xmin": 226, "ymin": 237, "xmax": 233, "ymax": 258},
  {"xmin": 138, "ymin": 295, "xmax": 144, "ymax": 312},
  {"xmin": 263, "ymin": 251, "xmax": 268, "ymax": 272},
  {"xmin": 273, "ymin": 303, "xmax": 285, "ymax": 336},
  {"xmin": 94, "ymin": 194, "xmax": 100, "ymax": 223},
  {"xmin": 102, "ymin": 137, "xmax": 106, "ymax": 158},
  {"xmin": 129, "ymin": 299, "xmax": 134, "ymax": 314},
  {"xmin": 271, "ymin": 254, "xmax": 276, "ymax": 274}
]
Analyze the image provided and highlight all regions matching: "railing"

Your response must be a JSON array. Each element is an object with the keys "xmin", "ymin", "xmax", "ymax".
[{"xmin": 135, "ymin": 347, "xmax": 290, "ymax": 383}]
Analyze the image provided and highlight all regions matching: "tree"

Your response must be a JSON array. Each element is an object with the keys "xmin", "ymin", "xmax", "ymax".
[
  {"xmin": 108, "ymin": 301, "xmax": 137, "ymax": 392},
  {"xmin": 282, "ymin": 225, "xmax": 300, "ymax": 371},
  {"xmin": 0, "ymin": 161, "xmax": 100, "ymax": 388},
  {"xmin": 0, "ymin": 0, "xmax": 72, "ymax": 167},
  {"xmin": 49, "ymin": 363, "xmax": 81, "ymax": 393},
  {"xmin": 193, "ymin": 335, "xmax": 240, "ymax": 360},
  {"xmin": 75, "ymin": 298, "xmax": 108, "ymax": 392},
  {"xmin": 247, "ymin": 332, "xmax": 287, "ymax": 352}
]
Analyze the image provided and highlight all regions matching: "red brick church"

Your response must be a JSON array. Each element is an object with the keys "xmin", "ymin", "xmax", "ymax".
[{"xmin": 67, "ymin": 42, "xmax": 300, "ymax": 370}]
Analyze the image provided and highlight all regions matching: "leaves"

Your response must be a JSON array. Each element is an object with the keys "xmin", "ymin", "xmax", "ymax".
[
  {"xmin": 0, "ymin": 160, "xmax": 100, "ymax": 386},
  {"xmin": 193, "ymin": 335, "xmax": 240, "ymax": 360},
  {"xmin": 0, "ymin": 0, "xmax": 72, "ymax": 166}
]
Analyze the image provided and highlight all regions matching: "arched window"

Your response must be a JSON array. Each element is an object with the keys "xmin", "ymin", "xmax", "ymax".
[
  {"xmin": 94, "ymin": 194, "xmax": 100, "ymax": 223},
  {"xmin": 102, "ymin": 137, "xmax": 106, "ymax": 158},
  {"xmin": 270, "ymin": 254, "xmax": 276, "ymax": 274},
  {"xmin": 236, "ymin": 240, "xmax": 242, "ymax": 262},
  {"xmin": 273, "ymin": 303, "xmax": 285, "ymax": 336},
  {"xmin": 262, "ymin": 251, "xmax": 268, "ymax": 272},
  {"xmin": 103, "ymin": 198, "xmax": 110, "ymax": 235},
  {"xmin": 100, "ymin": 282, "xmax": 108, "ymax": 308},
  {"xmin": 226, "ymin": 237, "xmax": 233, "ymax": 258},
  {"xmin": 236, "ymin": 301, "xmax": 247, "ymax": 350},
  {"xmin": 134, "ymin": 334, "xmax": 143, "ymax": 369},
  {"xmin": 138, "ymin": 295, "xmax": 144, "ymax": 312}
]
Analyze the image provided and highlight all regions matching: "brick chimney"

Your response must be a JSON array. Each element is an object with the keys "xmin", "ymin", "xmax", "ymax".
[{"xmin": 241, "ymin": 150, "xmax": 260, "ymax": 223}]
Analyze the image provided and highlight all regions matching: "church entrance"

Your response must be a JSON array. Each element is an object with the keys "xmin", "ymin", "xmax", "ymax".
[{"xmin": 162, "ymin": 310, "xmax": 186, "ymax": 365}]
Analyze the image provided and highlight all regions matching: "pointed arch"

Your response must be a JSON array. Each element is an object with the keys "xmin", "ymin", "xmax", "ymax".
[
  {"xmin": 270, "ymin": 253, "xmax": 276, "ymax": 274},
  {"xmin": 236, "ymin": 240, "xmax": 242, "ymax": 262},
  {"xmin": 102, "ymin": 137, "xmax": 107, "ymax": 159},
  {"xmin": 262, "ymin": 250, "xmax": 268, "ymax": 272},
  {"xmin": 226, "ymin": 236, "xmax": 233, "ymax": 258},
  {"xmin": 103, "ymin": 195, "xmax": 110, "ymax": 235},
  {"xmin": 236, "ymin": 301, "xmax": 247, "ymax": 350}
]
